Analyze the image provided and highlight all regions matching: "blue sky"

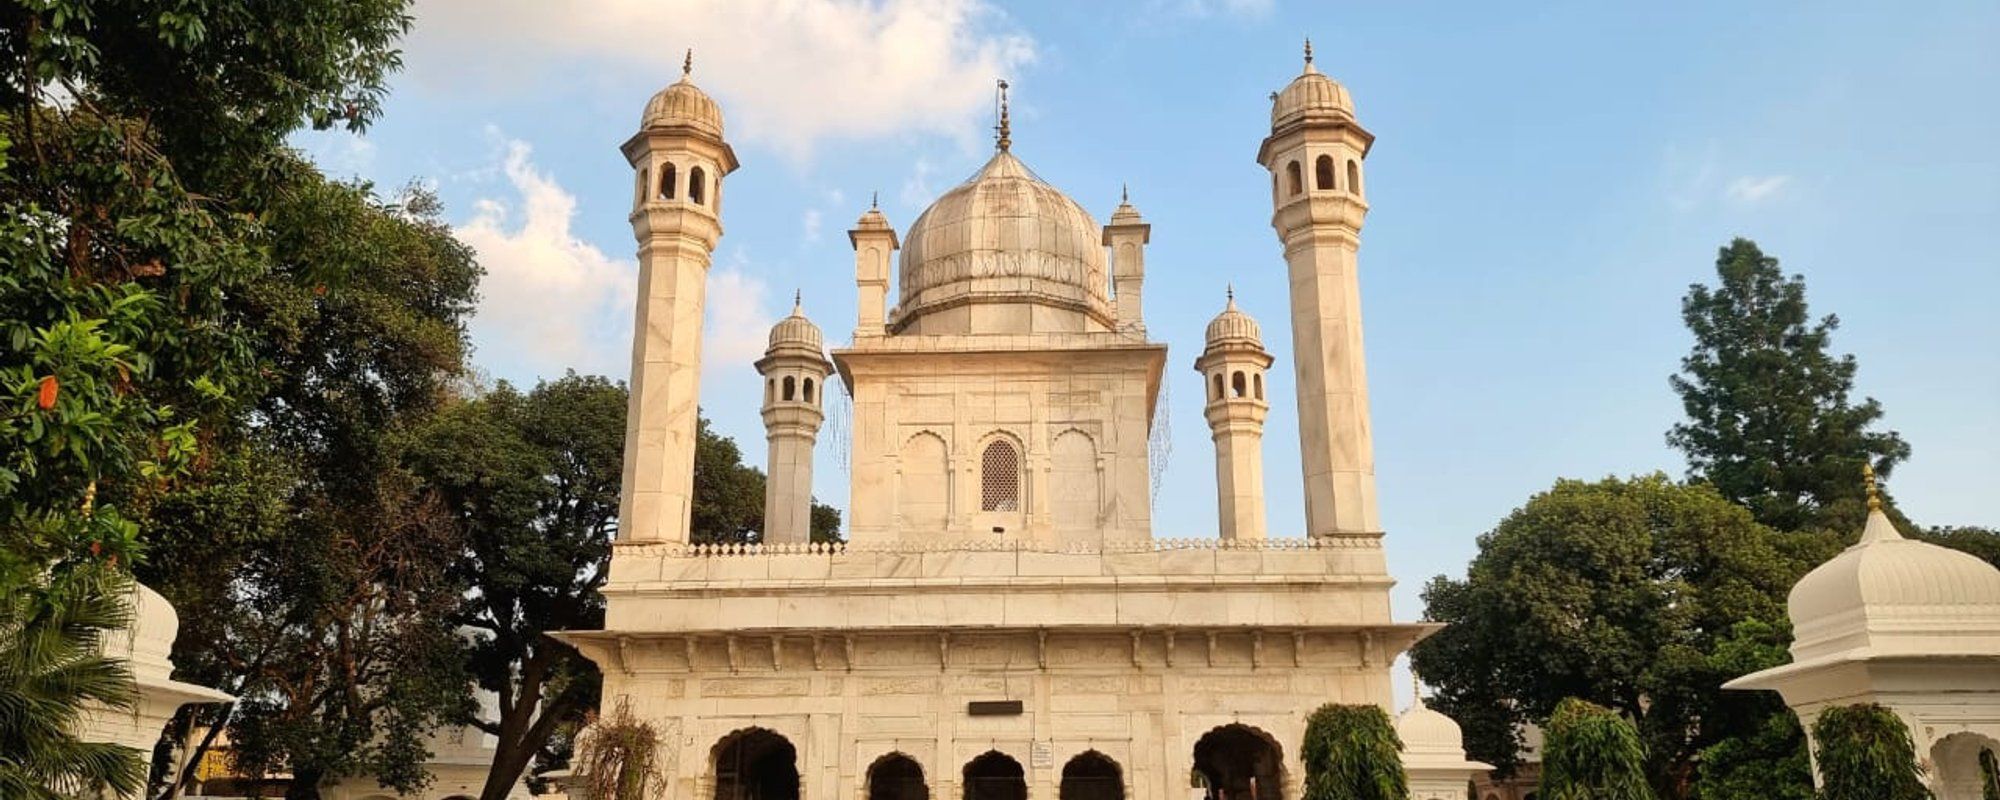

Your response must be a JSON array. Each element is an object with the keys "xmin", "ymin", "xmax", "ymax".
[{"xmin": 302, "ymin": 1, "xmax": 1999, "ymax": 683}]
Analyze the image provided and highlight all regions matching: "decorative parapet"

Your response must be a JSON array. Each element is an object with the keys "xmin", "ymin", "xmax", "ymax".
[{"xmin": 617, "ymin": 534, "xmax": 1383, "ymax": 559}]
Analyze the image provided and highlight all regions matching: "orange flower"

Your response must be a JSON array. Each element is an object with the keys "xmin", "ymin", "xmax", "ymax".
[{"xmin": 36, "ymin": 375, "xmax": 58, "ymax": 410}]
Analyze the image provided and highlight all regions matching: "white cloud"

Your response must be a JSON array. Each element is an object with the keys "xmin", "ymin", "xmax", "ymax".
[
  {"xmin": 704, "ymin": 256, "xmax": 775, "ymax": 369},
  {"xmin": 456, "ymin": 138, "xmax": 634, "ymax": 378},
  {"xmin": 1725, "ymin": 175, "xmax": 1791, "ymax": 205},
  {"xmin": 406, "ymin": 0, "xmax": 1036, "ymax": 159},
  {"xmin": 455, "ymin": 137, "xmax": 776, "ymax": 381}
]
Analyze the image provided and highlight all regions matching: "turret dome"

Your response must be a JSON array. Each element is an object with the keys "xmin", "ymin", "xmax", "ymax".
[
  {"xmin": 1271, "ymin": 41, "xmax": 1355, "ymax": 131},
  {"xmin": 1788, "ymin": 501, "xmax": 2000, "ymax": 661},
  {"xmin": 1204, "ymin": 291, "xmax": 1262, "ymax": 346},
  {"xmin": 1396, "ymin": 699, "xmax": 1468, "ymax": 758},
  {"xmin": 767, "ymin": 295, "xmax": 824, "ymax": 352},
  {"xmin": 893, "ymin": 150, "xmax": 1111, "ymax": 335},
  {"xmin": 641, "ymin": 52, "xmax": 724, "ymax": 138}
]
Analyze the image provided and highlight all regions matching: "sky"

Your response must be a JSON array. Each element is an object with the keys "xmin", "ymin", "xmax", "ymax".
[{"xmin": 299, "ymin": 0, "xmax": 2000, "ymax": 703}]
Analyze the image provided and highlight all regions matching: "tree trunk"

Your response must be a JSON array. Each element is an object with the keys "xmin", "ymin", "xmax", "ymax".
[{"xmin": 286, "ymin": 769, "xmax": 324, "ymax": 800}]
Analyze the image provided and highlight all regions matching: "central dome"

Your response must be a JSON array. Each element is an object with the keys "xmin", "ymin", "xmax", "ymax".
[{"xmin": 893, "ymin": 151, "xmax": 1112, "ymax": 335}]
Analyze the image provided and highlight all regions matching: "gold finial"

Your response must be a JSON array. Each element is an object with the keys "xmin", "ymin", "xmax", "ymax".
[
  {"xmin": 1304, "ymin": 37, "xmax": 1314, "ymax": 65},
  {"xmin": 995, "ymin": 79, "xmax": 1012, "ymax": 152},
  {"xmin": 1863, "ymin": 463, "xmax": 1882, "ymax": 512},
  {"xmin": 682, "ymin": 49, "xmax": 693, "ymax": 77}
]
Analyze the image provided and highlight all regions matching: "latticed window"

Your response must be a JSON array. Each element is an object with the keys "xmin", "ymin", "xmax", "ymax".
[{"xmin": 981, "ymin": 439, "xmax": 1020, "ymax": 512}]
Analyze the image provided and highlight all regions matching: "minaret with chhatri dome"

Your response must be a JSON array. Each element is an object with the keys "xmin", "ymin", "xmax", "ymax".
[{"xmin": 561, "ymin": 42, "xmax": 1437, "ymax": 800}]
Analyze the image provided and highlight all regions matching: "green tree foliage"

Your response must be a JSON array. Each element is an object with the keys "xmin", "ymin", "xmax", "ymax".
[
  {"xmin": 0, "ymin": 507, "xmax": 144, "ymax": 799},
  {"xmin": 1687, "ymin": 620, "xmax": 1814, "ymax": 800},
  {"xmin": 1411, "ymin": 475, "xmax": 1826, "ymax": 795},
  {"xmin": 1539, "ymin": 698, "xmax": 1655, "ymax": 800},
  {"xmin": 407, "ymin": 375, "xmax": 625, "ymax": 800},
  {"xmin": 0, "ymin": 0, "xmax": 413, "ymax": 188},
  {"xmin": 0, "ymin": 41, "xmax": 263, "ymax": 798},
  {"xmin": 1810, "ymin": 704, "xmax": 1931, "ymax": 800},
  {"xmin": 3, "ymin": 2, "xmax": 467, "ymax": 798},
  {"xmin": 1668, "ymin": 238, "xmax": 1910, "ymax": 534},
  {"xmin": 1300, "ymin": 704, "xmax": 1406, "ymax": 800}
]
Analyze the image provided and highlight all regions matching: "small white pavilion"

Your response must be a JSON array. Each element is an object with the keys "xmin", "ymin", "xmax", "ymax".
[
  {"xmin": 1725, "ymin": 469, "xmax": 2000, "ymax": 799},
  {"xmin": 1395, "ymin": 684, "xmax": 1491, "ymax": 800}
]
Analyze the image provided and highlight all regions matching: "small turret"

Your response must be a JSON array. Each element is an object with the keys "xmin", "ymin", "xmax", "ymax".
[
  {"xmin": 1103, "ymin": 185, "xmax": 1151, "ymax": 335},
  {"xmin": 1196, "ymin": 289, "xmax": 1274, "ymax": 540},
  {"xmin": 756, "ymin": 294, "xmax": 832, "ymax": 544},
  {"xmin": 850, "ymin": 195, "xmax": 898, "ymax": 338}
]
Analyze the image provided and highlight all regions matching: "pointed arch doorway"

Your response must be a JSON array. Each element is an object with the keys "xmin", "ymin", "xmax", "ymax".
[
  {"xmin": 1192, "ymin": 724, "xmax": 1285, "ymax": 800},
  {"xmin": 712, "ymin": 727, "xmax": 800, "ymax": 800},
  {"xmin": 962, "ymin": 751, "xmax": 1027, "ymax": 800}
]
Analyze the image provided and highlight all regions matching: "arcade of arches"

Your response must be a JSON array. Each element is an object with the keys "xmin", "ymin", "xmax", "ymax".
[{"xmin": 708, "ymin": 728, "xmax": 1294, "ymax": 800}]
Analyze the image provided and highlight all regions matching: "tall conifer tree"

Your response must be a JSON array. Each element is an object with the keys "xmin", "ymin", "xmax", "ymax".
[{"xmin": 1668, "ymin": 238, "xmax": 1910, "ymax": 533}]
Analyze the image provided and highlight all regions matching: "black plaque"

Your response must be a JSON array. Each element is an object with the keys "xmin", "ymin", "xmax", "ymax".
[{"xmin": 967, "ymin": 700, "xmax": 1024, "ymax": 716}]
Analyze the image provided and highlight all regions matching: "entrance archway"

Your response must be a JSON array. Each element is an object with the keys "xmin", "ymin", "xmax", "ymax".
[
  {"xmin": 1192, "ymin": 724, "xmax": 1285, "ymax": 800},
  {"xmin": 712, "ymin": 727, "xmax": 801, "ymax": 800},
  {"xmin": 1929, "ymin": 731, "xmax": 2000, "ymax": 800},
  {"xmin": 869, "ymin": 752, "xmax": 930, "ymax": 800},
  {"xmin": 962, "ymin": 750, "xmax": 1026, "ymax": 800},
  {"xmin": 1060, "ymin": 750, "xmax": 1124, "ymax": 800}
]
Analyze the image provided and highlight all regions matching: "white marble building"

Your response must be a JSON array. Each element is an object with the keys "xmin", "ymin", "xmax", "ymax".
[{"xmin": 561, "ymin": 44, "xmax": 1444, "ymax": 800}]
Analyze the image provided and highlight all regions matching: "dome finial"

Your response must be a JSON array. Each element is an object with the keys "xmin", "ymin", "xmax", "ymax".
[
  {"xmin": 871, "ymin": 190, "xmax": 879, "ymax": 210},
  {"xmin": 1304, "ymin": 36, "xmax": 1314, "ymax": 65},
  {"xmin": 1225, "ymin": 284, "xmax": 1236, "ymax": 309},
  {"xmin": 793, "ymin": 288, "xmax": 803, "ymax": 314},
  {"xmin": 995, "ymin": 79, "xmax": 1012, "ymax": 152},
  {"xmin": 682, "ymin": 49, "xmax": 693, "ymax": 78},
  {"xmin": 1864, "ymin": 463, "xmax": 1882, "ymax": 512},
  {"xmin": 1121, "ymin": 183, "xmax": 1129, "ymax": 204}
]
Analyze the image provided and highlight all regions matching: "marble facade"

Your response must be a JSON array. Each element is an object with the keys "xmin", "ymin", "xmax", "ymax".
[{"xmin": 563, "ymin": 45, "xmax": 1443, "ymax": 800}]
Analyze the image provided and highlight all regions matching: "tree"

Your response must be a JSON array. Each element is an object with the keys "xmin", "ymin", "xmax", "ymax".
[
  {"xmin": 412, "ymin": 385, "xmax": 843, "ymax": 798},
  {"xmin": 1411, "ymin": 475, "xmax": 1828, "ymax": 796},
  {"xmin": 407, "ymin": 375, "xmax": 624, "ymax": 800},
  {"xmin": 0, "ymin": 64, "xmax": 265, "ymax": 800},
  {"xmin": 1539, "ymin": 698, "xmax": 1655, "ymax": 800},
  {"xmin": 1810, "ymin": 704, "xmax": 1931, "ymax": 800},
  {"xmin": 1300, "ymin": 704, "xmax": 1406, "ymax": 800},
  {"xmin": 1688, "ymin": 621, "xmax": 1814, "ymax": 800},
  {"xmin": 1668, "ymin": 238, "xmax": 1910, "ymax": 534}
]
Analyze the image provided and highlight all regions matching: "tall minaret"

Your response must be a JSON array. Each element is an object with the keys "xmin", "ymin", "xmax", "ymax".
[
  {"xmin": 850, "ymin": 195, "xmax": 897, "ymax": 339},
  {"xmin": 1256, "ymin": 39, "xmax": 1380, "ymax": 539},
  {"xmin": 617, "ymin": 52, "xmax": 739, "ymax": 543},
  {"xmin": 1197, "ymin": 290, "xmax": 1274, "ymax": 540},
  {"xmin": 1104, "ymin": 185, "xmax": 1150, "ymax": 334},
  {"xmin": 757, "ymin": 295, "xmax": 831, "ymax": 544}
]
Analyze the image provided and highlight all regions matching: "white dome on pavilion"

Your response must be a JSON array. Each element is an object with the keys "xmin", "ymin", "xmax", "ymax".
[{"xmin": 1788, "ymin": 499, "xmax": 2000, "ymax": 662}]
